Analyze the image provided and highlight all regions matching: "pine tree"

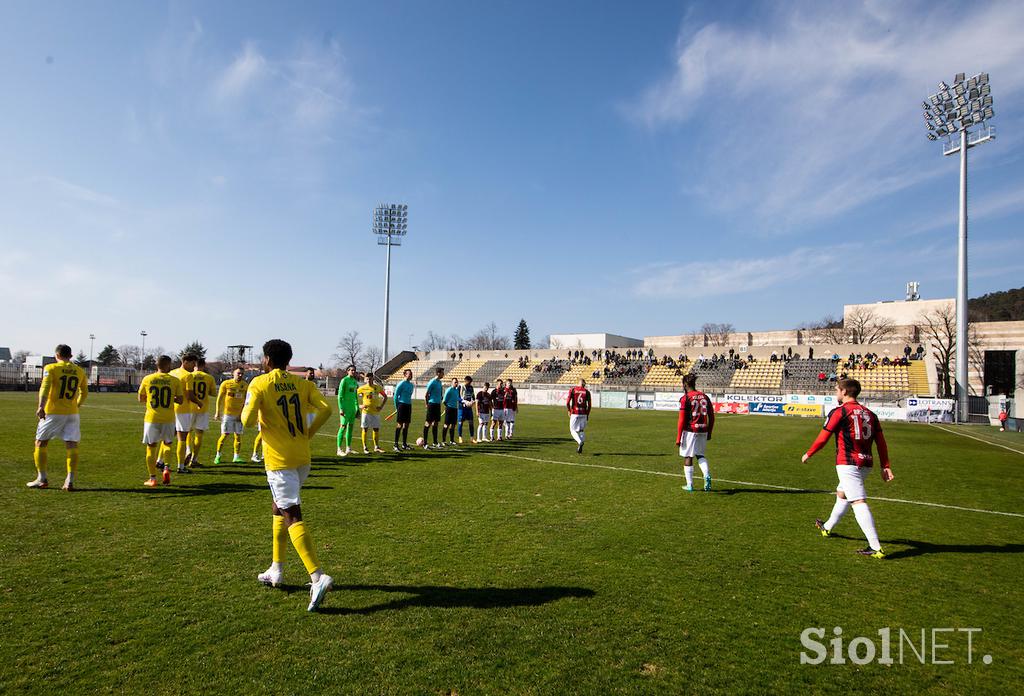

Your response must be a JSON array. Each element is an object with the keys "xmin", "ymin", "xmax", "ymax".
[
  {"xmin": 514, "ymin": 319, "xmax": 531, "ymax": 350},
  {"xmin": 96, "ymin": 344, "xmax": 121, "ymax": 366},
  {"xmin": 74, "ymin": 351, "xmax": 89, "ymax": 367},
  {"xmin": 179, "ymin": 341, "xmax": 207, "ymax": 360}
]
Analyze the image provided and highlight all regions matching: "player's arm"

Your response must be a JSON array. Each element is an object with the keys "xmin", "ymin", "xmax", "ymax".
[
  {"xmin": 802, "ymin": 410, "xmax": 841, "ymax": 462},
  {"xmin": 36, "ymin": 368, "xmax": 51, "ymax": 418},
  {"xmin": 173, "ymin": 379, "xmax": 184, "ymax": 405},
  {"xmin": 707, "ymin": 399, "xmax": 715, "ymax": 440},
  {"xmin": 306, "ymin": 386, "xmax": 333, "ymax": 437},
  {"xmin": 215, "ymin": 382, "xmax": 227, "ymax": 419},
  {"xmin": 137, "ymin": 381, "xmax": 147, "ymax": 405},
  {"xmin": 566, "ymin": 389, "xmax": 572, "ymax": 412},
  {"xmin": 379, "ymin": 386, "xmax": 388, "ymax": 409},
  {"xmin": 874, "ymin": 419, "xmax": 894, "ymax": 481},
  {"xmin": 77, "ymin": 371, "xmax": 89, "ymax": 407},
  {"xmin": 676, "ymin": 409, "xmax": 685, "ymax": 446},
  {"xmin": 241, "ymin": 385, "xmax": 261, "ymax": 428}
]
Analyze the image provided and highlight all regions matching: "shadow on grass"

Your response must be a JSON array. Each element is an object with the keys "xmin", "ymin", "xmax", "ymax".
[
  {"xmin": 300, "ymin": 584, "xmax": 596, "ymax": 615},
  {"xmin": 591, "ymin": 452, "xmax": 666, "ymax": 458},
  {"xmin": 83, "ymin": 483, "xmax": 331, "ymax": 496},
  {"xmin": 828, "ymin": 533, "xmax": 1024, "ymax": 559}
]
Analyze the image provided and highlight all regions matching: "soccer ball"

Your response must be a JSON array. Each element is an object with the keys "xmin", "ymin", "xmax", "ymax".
[{"xmin": 416, "ymin": 437, "xmax": 425, "ymax": 447}]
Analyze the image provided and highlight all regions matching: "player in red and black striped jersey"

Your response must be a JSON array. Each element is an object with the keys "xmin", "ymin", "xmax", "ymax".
[
  {"xmin": 802, "ymin": 378, "xmax": 895, "ymax": 559},
  {"xmin": 566, "ymin": 379, "xmax": 592, "ymax": 453},
  {"xmin": 675, "ymin": 374, "xmax": 714, "ymax": 491},
  {"xmin": 489, "ymin": 380, "xmax": 506, "ymax": 441},
  {"xmin": 476, "ymin": 383, "xmax": 493, "ymax": 442},
  {"xmin": 502, "ymin": 381, "xmax": 518, "ymax": 439}
]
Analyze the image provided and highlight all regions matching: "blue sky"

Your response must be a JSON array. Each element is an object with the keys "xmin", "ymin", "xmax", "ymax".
[{"xmin": 2, "ymin": 0, "xmax": 1023, "ymax": 365}]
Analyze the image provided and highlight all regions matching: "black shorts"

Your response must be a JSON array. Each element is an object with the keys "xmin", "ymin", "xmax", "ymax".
[
  {"xmin": 444, "ymin": 408, "xmax": 458, "ymax": 426},
  {"xmin": 396, "ymin": 403, "xmax": 412, "ymax": 425},
  {"xmin": 425, "ymin": 403, "xmax": 442, "ymax": 423}
]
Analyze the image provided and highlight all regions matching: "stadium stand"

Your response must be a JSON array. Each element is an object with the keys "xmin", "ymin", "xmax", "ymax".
[
  {"xmin": 641, "ymin": 362, "xmax": 692, "ymax": 387},
  {"xmin": 781, "ymin": 358, "xmax": 838, "ymax": 394},
  {"xmin": 416, "ymin": 359, "xmax": 458, "ymax": 382},
  {"xmin": 557, "ymin": 361, "xmax": 606, "ymax": 385},
  {"xmin": 527, "ymin": 359, "xmax": 570, "ymax": 383},
  {"xmin": 728, "ymin": 360, "xmax": 783, "ymax": 391},
  {"xmin": 446, "ymin": 359, "xmax": 486, "ymax": 382},
  {"xmin": 693, "ymin": 361, "xmax": 738, "ymax": 390},
  {"xmin": 385, "ymin": 359, "xmax": 432, "ymax": 384},
  {"xmin": 842, "ymin": 364, "xmax": 910, "ymax": 395},
  {"xmin": 907, "ymin": 360, "xmax": 930, "ymax": 395}
]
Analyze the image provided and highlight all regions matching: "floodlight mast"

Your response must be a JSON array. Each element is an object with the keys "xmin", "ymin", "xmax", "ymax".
[
  {"xmin": 374, "ymin": 203, "xmax": 409, "ymax": 363},
  {"xmin": 922, "ymin": 72, "xmax": 995, "ymax": 422}
]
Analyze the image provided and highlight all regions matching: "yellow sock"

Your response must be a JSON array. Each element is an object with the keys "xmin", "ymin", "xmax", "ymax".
[
  {"xmin": 287, "ymin": 521, "xmax": 320, "ymax": 574},
  {"xmin": 216, "ymin": 434, "xmax": 227, "ymax": 455},
  {"xmin": 372, "ymin": 430, "xmax": 379, "ymax": 448},
  {"xmin": 361, "ymin": 429, "xmax": 368, "ymax": 451},
  {"xmin": 233, "ymin": 434, "xmax": 241, "ymax": 456},
  {"xmin": 33, "ymin": 446, "xmax": 48, "ymax": 478},
  {"xmin": 159, "ymin": 441, "xmax": 171, "ymax": 463},
  {"xmin": 176, "ymin": 440, "xmax": 187, "ymax": 467},
  {"xmin": 193, "ymin": 430, "xmax": 204, "ymax": 457},
  {"xmin": 272, "ymin": 516, "xmax": 287, "ymax": 563},
  {"xmin": 253, "ymin": 433, "xmax": 262, "ymax": 456},
  {"xmin": 66, "ymin": 449, "xmax": 79, "ymax": 477},
  {"xmin": 145, "ymin": 445, "xmax": 159, "ymax": 477}
]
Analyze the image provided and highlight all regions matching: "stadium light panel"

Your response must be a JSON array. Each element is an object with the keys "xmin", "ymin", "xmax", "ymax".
[
  {"xmin": 982, "ymin": 95, "xmax": 993, "ymax": 107},
  {"xmin": 938, "ymin": 81, "xmax": 949, "ymax": 90},
  {"xmin": 979, "ymin": 72, "xmax": 989, "ymax": 85},
  {"xmin": 980, "ymin": 84, "xmax": 991, "ymax": 96},
  {"xmin": 927, "ymin": 133, "xmax": 937, "ymax": 141},
  {"xmin": 954, "ymin": 83, "xmax": 965, "ymax": 96},
  {"xmin": 954, "ymin": 72, "xmax": 965, "ymax": 83},
  {"xmin": 984, "ymin": 107, "xmax": 994, "ymax": 119}
]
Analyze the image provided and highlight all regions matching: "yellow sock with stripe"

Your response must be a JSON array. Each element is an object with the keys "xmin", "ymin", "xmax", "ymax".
[
  {"xmin": 233, "ymin": 434, "xmax": 241, "ymax": 456},
  {"xmin": 66, "ymin": 449, "xmax": 79, "ymax": 480},
  {"xmin": 33, "ymin": 447, "xmax": 48, "ymax": 480},
  {"xmin": 192, "ymin": 430, "xmax": 204, "ymax": 458},
  {"xmin": 176, "ymin": 440, "xmax": 187, "ymax": 467},
  {"xmin": 287, "ymin": 521, "xmax": 320, "ymax": 575},
  {"xmin": 145, "ymin": 445, "xmax": 159, "ymax": 477},
  {"xmin": 253, "ymin": 433, "xmax": 262, "ymax": 457},
  {"xmin": 217, "ymin": 434, "xmax": 227, "ymax": 455},
  {"xmin": 361, "ymin": 430, "xmax": 368, "ymax": 451},
  {"xmin": 372, "ymin": 430, "xmax": 379, "ymax": 448},
  {"xmin": 159, "ymin": 441, "xmax": 170, "ymax": 463},
  {"xmin": 272, "ymin": 516, "xmax": 288, "ymax": 563}
]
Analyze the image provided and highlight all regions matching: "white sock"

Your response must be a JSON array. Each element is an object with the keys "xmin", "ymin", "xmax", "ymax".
[
  {"xmin": 578, "ymin": 430, "xmax": 585, "ymax": 444},
  {"xmin": 270, "ymin": 561, "xmax": 282, "ymax": 573},
  {"xmin": 824, "ymin": 497, "xmax": 850, "ymax": 531},
  {"xmin": 684, "ymin": 465, "xmax": 694, "ymax": 487},
  {"xmin": 852, "ymin": 503, "xmax": 881, "ymax": 550},
  {"xmin": 570, "ymin": 428, "xmax": 582, "ymax": 445},
  {"xmin": 310, "ymin": 569, "xmax": 323, "ymax": 583},
  {"xmin": 697, "ymin": 458, "xmax": 710, "ymax": 478}
]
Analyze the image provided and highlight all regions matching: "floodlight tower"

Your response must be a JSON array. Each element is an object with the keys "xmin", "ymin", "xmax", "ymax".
[
  {"xmin": 373, "ymin": 203, "xmax": 408, "ymax": 363},
  {"xmin": 922, "ymin": 72, "xmax": 995, "ymax": 422}
]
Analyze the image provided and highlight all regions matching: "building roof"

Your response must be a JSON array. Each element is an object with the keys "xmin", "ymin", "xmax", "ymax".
[{"xmin": 0, "ymin": 347, "xmax": 11, "ymax": 361}]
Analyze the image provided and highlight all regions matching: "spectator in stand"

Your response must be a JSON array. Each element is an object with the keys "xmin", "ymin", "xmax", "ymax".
[
  {"xmin": 818, "ymin": 371, "xmax": 827, "ymax": 382},
  {"xmin": 809, "ymin": 346, "xmax": 814, "ymax": 359},
  {"xmin": 787, "ymin": 347, "xmax": 793, "ymax": 359},
  {"xmin": 904, "ymin": 345, "xmax": 912, "ymax": 359},
  {"xmin": 915, "ymin": 345, "xmax": 924, "ymax": 359}
]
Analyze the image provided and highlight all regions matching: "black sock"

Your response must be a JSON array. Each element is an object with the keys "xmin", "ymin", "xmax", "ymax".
[
  {"xmin": 432, "ymin": 423, "xmax": 439, "ymax": 444},
  {"xmin": 395, "ymin": 428, "xmax": 400, "ymax": 446},
  {"xmin": 423, "ymin": 426, "xmax": 429, "ymax": 443},
  {"xmin": 402, "ymin": 427, "xmax": 408, "ymax": 446}
]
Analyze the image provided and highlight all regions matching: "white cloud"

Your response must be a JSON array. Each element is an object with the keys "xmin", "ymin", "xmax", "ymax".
[
  {"xmin": 29, "ymin": 175, "xmax": 119, "ymax": 207},
  {"xmin": 628, "ymin": 1, "xmax": 1024, "ymax": 228},
  {"xmin": 215, "ymin": 42, "xmax": 267, "ymax": 101},
  {"xmin": 630, "ymin": 246, "xmax": 845, "ymax": 299},
  {"xmin": 909, "ymin": 186, "xmax": 1024, "ymax": 234}
]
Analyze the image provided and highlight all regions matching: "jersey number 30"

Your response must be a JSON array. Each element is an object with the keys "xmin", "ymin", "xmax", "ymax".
[{"xmin": 149, "ymin": 386, "xmax": 172, "ymax": 409}]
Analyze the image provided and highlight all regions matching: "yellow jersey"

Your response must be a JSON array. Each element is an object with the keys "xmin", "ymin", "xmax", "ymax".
[
  {"xmin": 170, "ymin": 367, "xmax": 195, "ymax": 414},
  {"xmin": 217, "ymin": 378, "xmax": 248, "ymax": 418},
  {"xmin": 357, "ymin": 383, "xmax": 387, "ymax": 415},
  {"xmin": 139, "ymin": 372, "xmax": 184, "ymax": 424},
  {"xmin": 191, "ymin": 370, "xmax": 217, "ymax": 413},
  {"xmin": 40, "ymin": 361, "xmax": 88, "ymax": 415},
  {"xmin": 241, "ymin": 369, "xmax": 331, "ymax": 471}
]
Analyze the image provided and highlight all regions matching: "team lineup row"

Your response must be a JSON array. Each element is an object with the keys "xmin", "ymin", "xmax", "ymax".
[{"xmin": 26, "ymin": 341, "xmax": 897, "ymax": 611}]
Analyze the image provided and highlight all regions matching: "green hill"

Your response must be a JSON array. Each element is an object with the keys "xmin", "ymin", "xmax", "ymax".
[{"xmin": 970, "ymin": 287, "xmax": 1024, "ymax": 322}]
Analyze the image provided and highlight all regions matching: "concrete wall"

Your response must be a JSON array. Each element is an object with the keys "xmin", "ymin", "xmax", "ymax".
[
  {"xmin": 844, "ymin": 298, "xmax": 953, "ymax": 325},
  {"xmin": 549, "ymin": 333, "xmax": 643, "ymax": 349}
]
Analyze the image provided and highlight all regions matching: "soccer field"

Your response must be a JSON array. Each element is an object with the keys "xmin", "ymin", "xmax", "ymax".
[{"xmin": 1, "ymin": 392, "xmax": 1022, "ymax": 694}]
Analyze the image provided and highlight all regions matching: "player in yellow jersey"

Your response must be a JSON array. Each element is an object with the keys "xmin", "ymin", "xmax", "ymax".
[
  {"xmin": 357, "ymin": 372, "xmax": 388, "ymax": 454},
  {"xmin": 241, "ymin": 339, "xmax": 334, "ymax": 611},
  {"xmin": 188, "ymin": 358, "xmax": 217, "ymax": 467},
  {"xmin": 214, "ymin": 366, "xmax": 248, "ymax": 464},
  {"xmin": 138, "ymin": 355, "xmax": 184, "ymax": 487},
  {"xmin": 29, "ymin": 344, "xmax": 88, "ymax": 491},
  {"xmin": 163, "ymin": 353, "xmax": 200, "ymax": 474}
]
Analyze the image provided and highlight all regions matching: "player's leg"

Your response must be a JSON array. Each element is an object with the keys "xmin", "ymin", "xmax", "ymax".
[
  {"xmin": 818, "ymin": 489, "xmax": 849, "ymax": 536},
  {"xmin": 258, "ymin": 502, "xmax": 288, "ymax": 588},
  {"xmin": 344, "ymin": 416, "xmax": 355, "ymax": 452},
  {"xmin": 372, "ymin": 428, "xmax": 381, "ymax": 451},
  {"xmin": 695, "ymin": 435, "xmax": 711, "ymax": 491},
  {"xmin": 192, "ymin": 428, "xmax": 205, "ymax": 466},
  {"xmin": 29, "ymin": 437, "xmax": 49, "ymax": 487},
  {"xmin": 252, "ymin": 429, "xmax": 263, "ymax": 462},
  {"xmin": 431, "ymin": 419, "xmax": 439, "ymax": 446},
  {"xmin": 336, "ymin": 417, "xmax": 346, "ymax": 456},
  {"xmin": 63, "ymin": 441, "xmax": 79, "ymax": 491},
  {"xmin": 215, "ymin": 431, "xmax": 228, "ymax": 464},
  {"xmin": 269, "ymin": 465, "xmax": 332, "ymax": 610},
  {"xmin": 843, "ymin": 467, "xmax": 883, "ymax": 555},
  {"xmin": 361, "ymin": 425, "xmax": 369, "ymax": 454},
  {"xmin": 233, "ymin": 432, "xmax": 243, "ymax": 462},
  {"xmin": 568, "ymin": 416, "xmax": 581, "ymax": 445}
]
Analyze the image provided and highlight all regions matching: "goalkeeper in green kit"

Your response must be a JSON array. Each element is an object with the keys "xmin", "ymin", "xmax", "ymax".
[{"xmin": 337, "ymin": 365, "xmax": 360, "ymax": 457}]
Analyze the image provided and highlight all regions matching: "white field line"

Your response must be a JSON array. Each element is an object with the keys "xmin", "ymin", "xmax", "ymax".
[
  {"xmin": 135, "ymin": 423, "xmax": 1022, "ymax": 520},
  {"xmin": 929, "ymin": 423, "xmax": 1024, "ymax": 456}
]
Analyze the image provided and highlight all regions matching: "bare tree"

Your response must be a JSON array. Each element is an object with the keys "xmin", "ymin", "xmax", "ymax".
[
  {"xmin": 678, "ymin": 332, "xmax": 701, "ymax": 348},
  {"xmin": 918, "ymin": 306, "xmax": 956, "ymax": 398},
  {"xmin": 465, "ymin": 322, "xmax": 510, "ymax": 350},
  {"xmin": 844, "ymin": 307, "xmax": 897, "ymax": 344},
  {"xmin": 421, "ymin": 331, "xmax": 450, "ymax": 352},
  {"xmin": 701, "ymin": 322, "xmax": 735, "ymax": 347},
  {"xmin": 802, "ymin": 315, "xmax": 847, "ymax": 343},
  {"xmin": 118, "ymin": 344, "xmax": 142, "ymax": 369},
  {"xmin": 333, "ymin": 331, "xmax": 363, "ymax": 368},
  {"xmin": 13, "ymin": 350, "xmax": 30, "ymax": 365},
  {"xmin": 363, "ymin": 345, "xmax": 383, "ymax": 373}
]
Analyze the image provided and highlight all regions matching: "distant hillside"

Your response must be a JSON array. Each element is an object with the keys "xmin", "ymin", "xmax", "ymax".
[{"xmin": 969, "ymin": 287, "xmax": 1024, "ymax": 322}]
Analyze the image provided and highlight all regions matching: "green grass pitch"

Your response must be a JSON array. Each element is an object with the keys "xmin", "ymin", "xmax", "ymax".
[{"xmin": 1, "ymin": 392, "xmax": 1022, "ymax": 694}]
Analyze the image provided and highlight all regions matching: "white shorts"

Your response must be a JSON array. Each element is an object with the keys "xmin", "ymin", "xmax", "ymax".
[
  {"xmin": 504, "ymin": 409, "xmax": 516, "ymax": 423},
  {"xmin": 361, "ymin": 412, "xmax": 381, "ymax": 429},
  {"xmin": 492, "ymin": 408, "xmax": 506, "ymax": 421},
  {"xmin": 678, "ymin": 431, "xmax": 707, "ymax": 458},
  {"xmin": 36, "ymin": 414, "xmax": 81, "ymax": 442},
  {"xmin": 174, "ymin": 413, "xmax": 194, "ymax": 432},
  {"xmin": 221, "ymin": 415, "xmax": 243, "ymax": 435},
  {"xmin": 192, "ymin": 413, "xmax": 210, "ymax": 431},
  {"xmin": 142, "ymin": 421, "xmax": 176, "ymax": 445},
  {"xmin": 266, "ymin": 464, "xmax": 311, "ymax": 510},
  {"xmin": 569, "ymin": 414, "xmax": 588, "ymax": 433},
  {"xmin": 836, "ymin": 465, "xmax": 870, "ymax": 501},
  {"xmin": 478, "ymin": 413, "xmax": 492, "ymax": 424}
]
